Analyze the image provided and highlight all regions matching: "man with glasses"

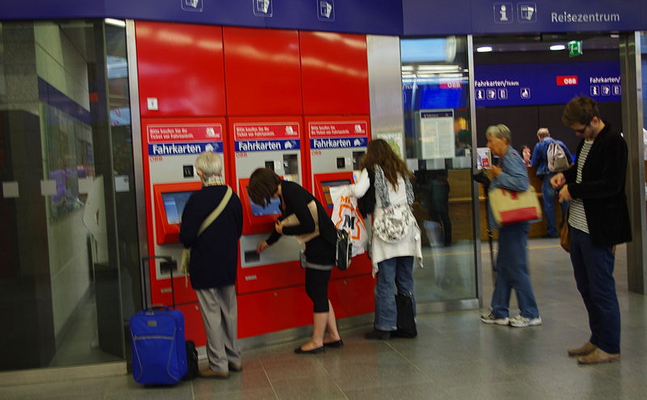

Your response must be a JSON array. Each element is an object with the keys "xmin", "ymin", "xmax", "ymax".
[{"xmin": 550, "ymin": 96, "xmax": 631, "ymax": 364}]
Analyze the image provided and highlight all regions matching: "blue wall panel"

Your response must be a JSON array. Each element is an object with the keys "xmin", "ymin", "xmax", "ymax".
[
  {"xmin": 402, "ymin": 0, "xmax": 471, "ymax": 36},
  {"xmin": 0, "ymin": 0, "xmax": 645, "ymax": 35}
]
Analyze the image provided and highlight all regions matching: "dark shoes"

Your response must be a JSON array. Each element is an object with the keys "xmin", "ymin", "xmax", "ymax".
[
  {"xmin": 364, "ymin": 329, "xmax": 391, "ymax": 340},
  {"xmin": 294, "ymin": 345, "xmax": 325, "ymax": 354},
  {"xmin": 323, "ymin": 339, "xmax": 344, "ymax": 348}
]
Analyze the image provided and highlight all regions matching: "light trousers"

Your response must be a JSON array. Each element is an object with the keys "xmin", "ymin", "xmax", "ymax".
[{"xmin": 196, "ymin": 285, "xmax": 241, "ymax": 373}]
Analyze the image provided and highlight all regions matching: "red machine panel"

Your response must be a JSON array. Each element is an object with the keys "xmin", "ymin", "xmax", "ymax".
[
  {"xmin": 304, "ymin": 115, "xmax": 371, "ymax": 190},
  {"xmin": 136, "ymin": 21, "xmax": 226, "ymax": 117},
  {"xmin": 148, "ymin": 266, "xmax": 198, "ymax": 308},
  {"xmin": 227, "ymin": 116, "xmax": 306, "ymax": 193},
  {"xmin": 238, "ymin": 286, "xmax": 312, "ymax": 338},
  {"xmin": 300, "ymin": 32, "xmax": 369, "ymax": 115},
  {"xmin": 328, "ymin": 274, "xmax": 375, "ymax": 318},
  {"xmin": 177, "ymin": 302, "xmax": 207, "ymax": 346},
  {"xmin": 331, "ymin": 253, "xmax": 373, "ymax": 279},
  {"xmin": 223, "ymin": 27, "xmax": 302, "ymax": 116}
]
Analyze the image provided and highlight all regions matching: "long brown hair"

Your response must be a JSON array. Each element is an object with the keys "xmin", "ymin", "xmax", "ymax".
[{"xmin": 360, "ymin": 139, "xmax": 412, "ymax": 190}]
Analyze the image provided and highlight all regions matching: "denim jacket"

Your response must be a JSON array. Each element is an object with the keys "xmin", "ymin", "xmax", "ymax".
[{"xmin": 488, "ymin": 147, "xmax": 529, "ymax": 228}]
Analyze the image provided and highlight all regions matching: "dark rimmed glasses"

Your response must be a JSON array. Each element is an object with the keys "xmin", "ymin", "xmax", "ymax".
[{"xmin": 574, "ymin": 123, "xmax": 590, "ymax": 134}]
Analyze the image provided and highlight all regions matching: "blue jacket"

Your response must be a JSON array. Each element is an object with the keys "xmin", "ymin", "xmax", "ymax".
[
  {"xmin": 530, "ymin": 137, "xmax": 572, "ymax": 176},
  {"xmin": 488, "ymin": 147, "xmax": 529, "ymax": 228}
]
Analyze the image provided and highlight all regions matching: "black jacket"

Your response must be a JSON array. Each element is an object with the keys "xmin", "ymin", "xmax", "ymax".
[
  {"xmin": 266, "ymin": 180, "xmax": 336, "ymax": 265},
  {"xmin": 564, "ymin": 123, "xmax": 632, "ymax": 247},
  {"xmin": 180, "ymin": 185, "xmax": 243, "ymax": 289}
]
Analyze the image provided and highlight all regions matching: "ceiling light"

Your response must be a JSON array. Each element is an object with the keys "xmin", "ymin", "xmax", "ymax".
[
  {"xmin": 417, "ymin": 65, "xmax": 460, "ymax": 72},
  {"xmin": 476, "ymin": 46, "xmax": 493, "ymax": 53},
  {"xmin": 401, "ymin": 65, "xmax": 414, "ymax": 71},
  {"xmin": 105, "ymin": 18, "xmax": 126, "ymax": 27},
  {"xmin": 550, "ymin": 44, "xmax": 566, "ymax": 51}
]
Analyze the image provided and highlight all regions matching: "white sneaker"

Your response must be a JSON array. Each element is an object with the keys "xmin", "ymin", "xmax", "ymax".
[
  {"xmin": 509, "ymin": 315, "xmax": 542, "ymax": 328},
  {"xmin": 480, "ymin": 313, "xmax": 510, "ymax": 325}
]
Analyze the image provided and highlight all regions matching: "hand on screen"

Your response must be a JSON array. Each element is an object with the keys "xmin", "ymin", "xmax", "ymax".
[{"xmin": 256, "ymin": 241, "xmax": 269, "ymax": 253}]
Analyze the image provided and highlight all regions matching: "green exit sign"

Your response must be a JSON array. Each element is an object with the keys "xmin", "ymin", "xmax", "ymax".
[{"xmin": 568, "ymin": 40, "xmax": 583, "ymax": 57}]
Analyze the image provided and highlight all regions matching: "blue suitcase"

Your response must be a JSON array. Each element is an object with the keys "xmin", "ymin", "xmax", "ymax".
[{"xmin": 129, "ymin": 306, "xmax": 188, "ymax": 385}]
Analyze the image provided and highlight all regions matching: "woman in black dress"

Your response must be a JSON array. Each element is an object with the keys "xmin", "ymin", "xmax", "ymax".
[{"xmin": 249, "ymin": 168, "xmax": 342, "ymax": 354}]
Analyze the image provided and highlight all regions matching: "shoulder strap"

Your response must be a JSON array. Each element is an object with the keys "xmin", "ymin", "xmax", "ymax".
[
  {"xmin": 197, "ymin": 186, "xmax": 232, "ymax": 237},
  {"xmin": 374, "ymin": 165, "xmax": 390, "ymax": 208}
]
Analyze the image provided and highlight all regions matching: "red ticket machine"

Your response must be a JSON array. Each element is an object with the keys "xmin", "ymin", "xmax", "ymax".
[
  {"xmin": 227, "ymin": 117, "xmax": 315, "ymax": 338},
  {"xmin": 305, "ymin": 117, "xmax": 375, "ymax": 319},
  {"xmin": 142, "ymin": 117, "xmax": 229, "ymax": 346}
]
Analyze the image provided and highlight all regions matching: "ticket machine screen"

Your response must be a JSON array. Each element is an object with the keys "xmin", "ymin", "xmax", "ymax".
[
  {"xmin": 153, "ymin": 182, "xmax": 202, "ymax": 245},
  {"xmin": 162, "ymin": 191, "xmax": 194, "ymax": 224},
  {"xmin": 322, "ymin": 179, "xmax": 351, "ymax": 209},
  {"xmin": 249, "ymin": 195, "xmax": 281, "ymax": 216}
]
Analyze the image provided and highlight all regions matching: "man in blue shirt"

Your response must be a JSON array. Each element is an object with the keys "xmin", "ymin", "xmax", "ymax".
[{"xmin": 530, "ymin": 128, "xmax": 572, "ymax": 237}]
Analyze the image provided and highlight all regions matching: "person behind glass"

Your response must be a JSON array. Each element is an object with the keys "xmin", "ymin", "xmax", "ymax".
[
  {"xmin": 550, "ymin": 96, "xmax": 631, "ymax": 364},
  {"xmin": 179, "ymin": 152, "xmax": 243, "ymax": 379},
  {"xmin": 520, "ymin": 145, "xmax": 532, "ymax": 167},
  {"xmin": 345, "ymin": 139, "xmax": 422, "ymax": 340},
  {"xmin": 248, "ymin": 168, "xmax": 342, "ymax": 354},
  {"xmin": 455, "ymin": 129, "xmax": 472, "ymax": 157},
  {"xmin": 480, "ymin": 125, "xmax": 542, "ymax": 328},
  {"xmin": 530, "ymin": 128, "xmax": 573, "ymax": 238}
]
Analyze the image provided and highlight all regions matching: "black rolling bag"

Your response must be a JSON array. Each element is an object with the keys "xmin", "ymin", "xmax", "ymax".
[{"xmin": 393, "ymin": 292, "xmax": 417, "ymax": 338}]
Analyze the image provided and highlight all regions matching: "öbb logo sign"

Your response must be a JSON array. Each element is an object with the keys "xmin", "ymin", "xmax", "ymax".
[{"xmin": 556, "ymin": 76, "xmax": 578, "ymax": 86}]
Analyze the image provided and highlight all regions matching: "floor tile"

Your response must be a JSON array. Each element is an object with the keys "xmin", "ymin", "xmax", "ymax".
[{"xmin": 3, "ymin": 240, "xmax": 646, "ymax": 400}]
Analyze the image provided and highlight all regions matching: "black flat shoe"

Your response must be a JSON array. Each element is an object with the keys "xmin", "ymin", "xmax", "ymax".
[
  {"xmin": 323, "ymin": 339, "xmax": 344, "ymax": 348},
  {"xmin": 294, "ymin": 346, "xmax": 325, "ymax": 354},
  {"xmin": 364, "ymin": 329, "xmax": 391, "ymax": 340}
]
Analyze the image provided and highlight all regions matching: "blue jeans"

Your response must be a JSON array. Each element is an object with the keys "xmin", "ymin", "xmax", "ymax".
[
  {"xmin": 542, "ymin": 173, "xmax": 569, "ymax": 236},
  {"xmin": 569, "ymin": 227, "xmax": 620, "ymax": 354},
  {"xmin": 491, "ymin": 222, "xmax": 539, "ymax": 319},
  {"xmin": 374, "ymin": 256, "xmax": 415, "ymax": 331}
]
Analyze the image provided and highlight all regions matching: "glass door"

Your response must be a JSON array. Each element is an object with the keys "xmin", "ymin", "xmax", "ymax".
[
  {"xmin": 0, "ymin": 19, "xmax": 139, "ymax": 371},
  {"xmin": 400, "ymin": 36, "xmax": 480, "ymax": 305}
]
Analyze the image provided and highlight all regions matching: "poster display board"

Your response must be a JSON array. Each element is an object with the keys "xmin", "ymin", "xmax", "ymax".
[{"xmin": 418, "ymin": 110, "xmax": 455, "ymax": 159}]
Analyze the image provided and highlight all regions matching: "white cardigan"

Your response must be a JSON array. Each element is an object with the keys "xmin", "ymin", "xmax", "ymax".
[{"xmin": 348, "ymin": 168, "xmax": 422, "ymax": 275}]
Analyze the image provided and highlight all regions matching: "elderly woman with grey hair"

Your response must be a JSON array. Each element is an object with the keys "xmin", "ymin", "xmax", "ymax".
[
  {"xmin": 480, "ymin": 124, "xmax": 542, "ymax": 328},
  {"xmin": 180, "ymin": 151, "xmax": 243, "ymax": 378}
]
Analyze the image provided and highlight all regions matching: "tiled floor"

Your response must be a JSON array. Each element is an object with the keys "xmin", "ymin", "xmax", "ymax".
[{"xmin": 2, "ymin": 239, "xmax": 646, "ymax": 400}]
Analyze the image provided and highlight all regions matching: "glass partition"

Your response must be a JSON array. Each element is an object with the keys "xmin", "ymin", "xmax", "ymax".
[
  {"xmin": 400, "ymin": 36, "xmax": 478, "ymax": 303},
  {"xmin": 0, "ymin": 19, "xmax": 139, "ymax": 371}
]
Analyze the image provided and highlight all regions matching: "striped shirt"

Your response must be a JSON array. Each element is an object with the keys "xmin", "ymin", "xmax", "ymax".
[{"xmin": 568, "ymin": 140, "xmax": 594, "ymax": 233}]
